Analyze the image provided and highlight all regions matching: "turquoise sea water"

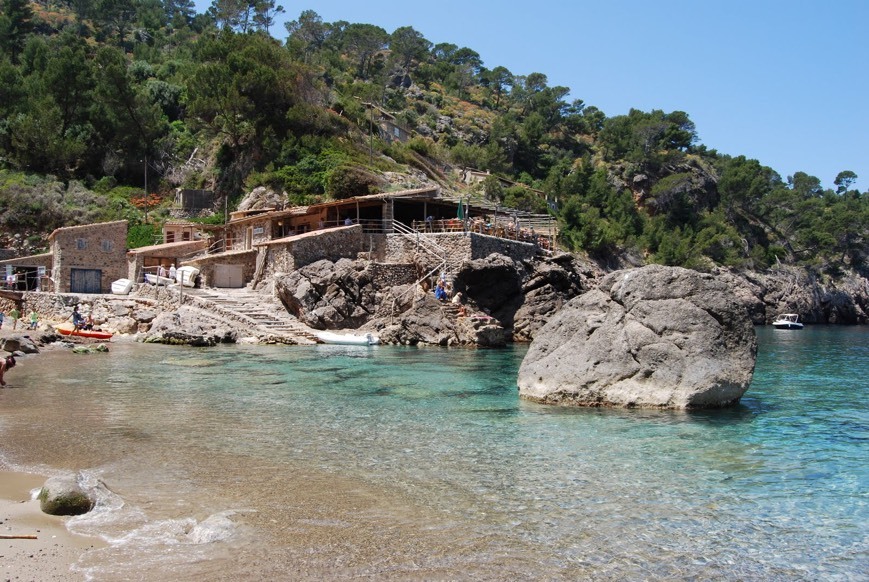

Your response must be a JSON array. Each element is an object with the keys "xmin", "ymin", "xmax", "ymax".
[{"xmin": 0, "ymin": 326, "xmax": 866, "ymax": 580}]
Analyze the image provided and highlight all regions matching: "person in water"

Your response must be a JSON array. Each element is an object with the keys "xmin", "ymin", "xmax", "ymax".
[{"xmin": 0, "ymin": 355, "xmax": 16, "ymax": 387}]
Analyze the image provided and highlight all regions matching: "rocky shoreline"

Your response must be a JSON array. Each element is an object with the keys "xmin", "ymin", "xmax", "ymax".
[{"xmin": 0, "ymin": 256, "xmax": 865, "ymax": 357}]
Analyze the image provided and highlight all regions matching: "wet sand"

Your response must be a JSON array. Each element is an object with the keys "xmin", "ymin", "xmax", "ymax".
[{"xmin": 0, "ymin": 471, "xmax": 101, "ymax": 581}]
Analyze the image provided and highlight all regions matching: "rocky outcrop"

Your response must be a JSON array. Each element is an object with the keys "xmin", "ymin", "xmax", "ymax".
[
  {"xmin": 276, "ymin": 258, "xmax": 379, "ymax": 330},
  {"xmin": 236, "ymin": 186, "xmax": 289, "ymax": 212},
  {"xmin": 451, "ymin": 252, "xmax": 595, "ymax": 341},
  {"xmin": 273, "ymin": 253, "xmax": 594, "ymax": 346},
  {"xmin": 716, "ymin": 266, "xmax": 869, "ymax": 324},
  {"xmin": 0, "ymin": 335, "xmax": 39, "ymax": 354},
  {"xmin": 518, "ymin": 265, "xmax": 757, "ymax": 409},
  {"xmin": 376, "ymin": 294, "xmax": 506, "ymax": 347},
  {"xmin": 141, "ymin": 306, "xmax": 238, "ymax": 346}
]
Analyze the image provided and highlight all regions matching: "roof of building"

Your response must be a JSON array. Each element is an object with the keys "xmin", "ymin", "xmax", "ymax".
[
  {"xmin": 48, "ymin": 220, "xmax": 128, "ymax": 241},
  {"xmin": 227, "ymin": 187, "xmax": 440, "ymax": 226},
  {"xmin": 127, "ymin": 239, "xmax": 208, "ymax": 255}
]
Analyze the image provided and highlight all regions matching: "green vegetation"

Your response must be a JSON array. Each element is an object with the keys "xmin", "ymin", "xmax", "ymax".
[{"xmin": 0, "ymin": 1, "xmax": 865, "ymax": 274}]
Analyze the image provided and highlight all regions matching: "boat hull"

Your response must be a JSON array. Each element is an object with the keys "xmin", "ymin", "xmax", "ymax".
[
  {"xmin": 145, "ymin": 274, "xmax": 174, "ymax": 286},
  {"xmin": 176, "ymin": 266, "xmax": 199, "ymax": 287},
  {"xmin": 772, "ymin": 322, "xmax": 804, "ymax": 330},
  {"xmin": 316, "ymin": 331, "xmax": 380, "ymax": 345},
  {"xmin": 111, "ymin": 278, "xmax": 133, "ymax": 295},
  {"xmin": 56, "ymin": 323, "xmax": 113, "ymax": 340}
]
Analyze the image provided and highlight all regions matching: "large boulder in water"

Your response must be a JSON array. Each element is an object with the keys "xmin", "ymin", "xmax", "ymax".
[{"xmin": 518, "ymin": 265, "xmax": 757, "ymax": 409}]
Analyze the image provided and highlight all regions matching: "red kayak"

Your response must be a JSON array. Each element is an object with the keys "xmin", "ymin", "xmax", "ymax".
[{"xmin": 56, "ymin": 324, "xmax": 113, "ymax": 340}]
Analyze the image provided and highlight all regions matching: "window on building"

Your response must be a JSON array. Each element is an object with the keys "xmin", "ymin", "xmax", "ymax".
[
  {"xmin": 166, "ymin": 232, "xmax": 176, "ymax": 243},
  {"xmin": 101, "ymin": 240, "xmax": 113, "ymax": 252},
  {"xmin": 76, "ymin": 238, "xmax": 88, "ymax": 250}
]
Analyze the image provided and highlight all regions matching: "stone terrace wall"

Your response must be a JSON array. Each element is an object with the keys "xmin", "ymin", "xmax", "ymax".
[
  {"xmin": 14, "ymin": 291, "xmax": 161, "ymax": 334},
  {"xmin": 385, "ymin": 232, "xmax": 538, "ymax": 274},
  {"xmin": 371, "ymin": 263, "xmax": 418, "ymax": 287},
  {"xmin": 260, "ymin": 225, "xmax": 365, "ymax": 278},
  {"xmin": 470, "ymin": 234, "xmax": 537, "ymax": 263}
]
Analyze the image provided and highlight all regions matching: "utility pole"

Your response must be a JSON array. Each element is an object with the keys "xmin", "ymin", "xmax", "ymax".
[{"xmin": 368, "ymin": 104, "xmax": 374, "ymax": 164}]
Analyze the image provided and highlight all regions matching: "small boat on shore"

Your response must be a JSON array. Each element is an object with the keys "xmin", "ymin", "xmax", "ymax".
[
  {"xmin": 176, "ymin": 266, "xmax": 200, "ymax": 287},
  {"xmin": 55, "ymin": 322, "xmax": 114, "ymax": 340},
  {"xmin": 111, "ymin": 278, "xmax": 133, "ymax": 295},
  {"xmin": 772, "ymin": 313, "xmax": 804, "ymax": 330},
  {"xmin": 316, "ymin": 331, "xmax": 380, "ymax": 345},
  {"xmin": 145, "ymin": 273, "xmax": 174, "ymax": 286}
]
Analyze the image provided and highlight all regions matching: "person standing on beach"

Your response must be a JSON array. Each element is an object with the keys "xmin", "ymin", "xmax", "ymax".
[
  {"xmin": 8, "ymin": 306, "xmax": 19, "ymax": 330},
  {"xmin": 0, "ymin": 355, "xmax": 16, "ymax": 386},
  {"xmin": 0, "ymin": 311, "xmax": 4, "ymax": 329},
  {"xmin": 28, "ymin": 310, "xmax": 38, "ymax": 330}
]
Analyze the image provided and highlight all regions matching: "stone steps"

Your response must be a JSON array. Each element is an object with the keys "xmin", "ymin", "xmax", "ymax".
[{"xmin": 183, "ymin": 288, "xmax": 320, "ymax": 344}]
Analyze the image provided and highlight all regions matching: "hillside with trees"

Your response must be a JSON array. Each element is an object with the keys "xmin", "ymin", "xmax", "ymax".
[{"xmin": 0, "ymin": 0, "xmax": 866, "ymax": 278}]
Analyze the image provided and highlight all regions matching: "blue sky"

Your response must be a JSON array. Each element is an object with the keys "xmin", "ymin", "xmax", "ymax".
[{"xmin": 195, "ymin": 1, "xmax": 868, "ymax": 192}]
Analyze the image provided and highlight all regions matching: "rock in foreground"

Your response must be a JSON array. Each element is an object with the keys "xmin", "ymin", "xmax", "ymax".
[
  {"xmin": 38, "ymin": 473, "xmax": 97, "ymax": 516},
  {"xmin": 518, "ymin": 265, "xmax": 757, "ymax": 409}
]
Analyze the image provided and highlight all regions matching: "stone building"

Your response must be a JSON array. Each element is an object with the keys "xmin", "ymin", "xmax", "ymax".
[
  {"xmin": 127, "ymin": 239, "xmax": 209, "ymax": 284},
  {"xmin": 0, "ymin": 220, "xmax": 129, "ymax": 293},
  {"xmin": 48, "ymin": 220, "xmax": 129, "ymax": 293}
]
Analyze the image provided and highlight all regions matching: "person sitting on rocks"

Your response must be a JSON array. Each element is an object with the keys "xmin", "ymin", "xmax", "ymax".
[{"xmin": 434, "ymin": 280, "xmax": 448, "ymax": 301}]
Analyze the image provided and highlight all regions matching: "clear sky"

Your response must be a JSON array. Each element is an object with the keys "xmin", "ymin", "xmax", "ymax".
[{"xmin": 195, "ymin": 0, "xmax": 868, "ymax": 192}]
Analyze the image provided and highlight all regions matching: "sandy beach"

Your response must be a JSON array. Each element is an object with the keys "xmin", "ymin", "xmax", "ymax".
[
  {"xmin": 1, "ymin": 471, "xmax": 102, "ymax": 581},
  {"xmin": 1, "ymin": 322, "xmax": 105, "ymax": 580}
]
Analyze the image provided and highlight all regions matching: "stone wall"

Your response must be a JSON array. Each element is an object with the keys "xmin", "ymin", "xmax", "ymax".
[
  {"xmin": 0, "ymin": 253, "xmax": 52, "ymax": 269},
  {"xmin": 370, "ymin": 263, "xmax": 418, "ymax": 287},
  {"xmin": 10, "ymin": 291, "xmax": 161, "ymax": 334},
  {"xmin": 259, "ymin": 225, "xmax": 365, "ymax": 278},
  {"xmin": 50, "ymin": 220, "xmax": 128, "ymax": 293},
  {"xmin": 384, "ymin": 232, "xmax": 538, "ymax": 274},
  {"xmin": 226, "ymin": 216, "xmax": 274, "ymax": 251}
]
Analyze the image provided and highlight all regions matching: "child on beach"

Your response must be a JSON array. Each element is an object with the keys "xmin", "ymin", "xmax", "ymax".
[
  {"xmin": 0, "ymin": 355, "xmax": 16, "ymax": 386},
  {"xmin": 8, "ymin": 307, "xmax": 19, "ymax": 330},
  {"xmin": 28, "ymin": 310, "xmax": 38, "ymax": 330},
  {"xmin": 0, "ymin": 311, "xmax": 4, "ymax": 329}
]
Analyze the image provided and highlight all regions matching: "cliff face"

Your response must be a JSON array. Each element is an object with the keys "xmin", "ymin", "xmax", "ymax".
[{"xmin": 716, "ymin": 266, "xmax": 869, "ymax": 324}]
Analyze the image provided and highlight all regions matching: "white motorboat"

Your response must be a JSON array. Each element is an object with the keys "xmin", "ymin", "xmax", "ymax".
[
  {"xmin": 316, "ymin": 331, "xmax": 380, "ymax": 345},
  {"xmin": 772, "ymin": 313, "xmax": 804, "ymax": 329},
  {"xmin": 176, "ymin": 266, "xmax": 200, "ymax": 287},
  {"xmin": 111, "ymin": 278, "xmax": 133, "ymax": 295}
]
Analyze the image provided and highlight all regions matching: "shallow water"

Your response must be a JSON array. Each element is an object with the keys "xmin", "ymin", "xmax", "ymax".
[{"xmin": 1, "ymin": 326, "xmax": 866, "ymax": 580}]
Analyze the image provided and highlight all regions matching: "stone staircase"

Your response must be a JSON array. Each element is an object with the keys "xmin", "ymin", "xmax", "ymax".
[
  {"xmin": 182, "ymin": 287, "xmax": 321, "ymax": 345},
  {"xmin": 439, "ymin": 300, "xmax": 462, "ymax": 323}
]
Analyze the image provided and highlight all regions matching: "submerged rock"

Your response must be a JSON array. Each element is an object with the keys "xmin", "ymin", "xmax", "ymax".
[{"xmin": 518, "ymin": 265, "xmax": 757, "ymax": 409}]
